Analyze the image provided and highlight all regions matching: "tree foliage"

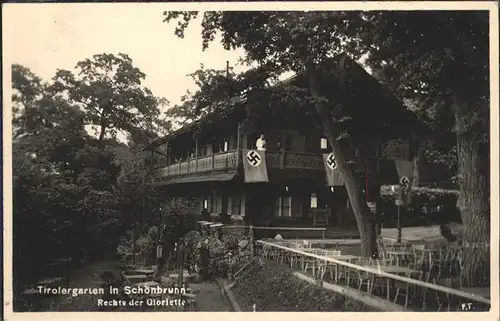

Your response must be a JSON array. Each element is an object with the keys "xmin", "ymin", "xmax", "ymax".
[
  {"xmin": 339, "ymin": 11, "xmax": 490, "ymax": 284},
  {"xmin": 50, "ymin": 53, "xmax": 171, "ymax": 144},
  {"xmin": 11, "ymin": 57, "xmax": 175, "ymax": 308}
]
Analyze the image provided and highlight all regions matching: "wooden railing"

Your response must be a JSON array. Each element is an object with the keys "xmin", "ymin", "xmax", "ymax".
[
  {"xmin": 255, "ymin": 240, "xmax": 491, "ymax": 311},
  {"xmin": 153, "ymin": 150, "xmax": 327, "ymax": 180},
  {"xmin": 154, "ymin": 150, "xmax": 238, "ymax": 179},
  {"xmin": 266, "ymin": 151, "xmax": 324, "ymax": 171}
]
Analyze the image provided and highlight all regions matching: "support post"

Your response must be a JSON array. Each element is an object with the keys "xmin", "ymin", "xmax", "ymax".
[
  {"xmin": 280, "ymin": 150, "xmax": 285, "ymax": 169},
  {"xmin": 167, "ymin": 142, "xmax": 171, "ymax": 177},
  {"xmin": 195, "ymin": 138, "xmax": 199, "ymax": 172},
  {"xmin": 167, "ymin": 142, "xmax": 171, "ymax": 167},
  {"xmin": 396, "ymin": 189, "xmax": 405, "ymax": 243},
  {"xmin": 375, "ymin": 137, "xmax": 382, "ymax": 239},
  {"xmin": 236, "ymin": 122, "xmax": 241, "ymax": 166},
  {"xmin": 397, "ymin": 204, "xmax": 402, "ymax": 243}
]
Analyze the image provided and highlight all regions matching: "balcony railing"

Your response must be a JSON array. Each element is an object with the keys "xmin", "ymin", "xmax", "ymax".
[
  {"xmin": 153, "ymin": 150, "xmax": 328, "ymax": 181},
  {"xmin": 154, "ymin": 150, "xmax": 238, "ymax": 179},
  {"xmin": 266, "ymin": 151, "xmax": 324, "ymax": 171}
]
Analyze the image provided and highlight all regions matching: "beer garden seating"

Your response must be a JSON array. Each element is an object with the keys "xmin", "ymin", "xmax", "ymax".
[{"xmin": 256, "ymin": 236, "xmax": 491, "ymax": 311}]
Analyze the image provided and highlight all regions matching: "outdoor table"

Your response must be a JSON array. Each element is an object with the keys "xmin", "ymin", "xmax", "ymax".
[{"xmin": 364, "ymin": 264, "xmax": 417, "ymax": 301}]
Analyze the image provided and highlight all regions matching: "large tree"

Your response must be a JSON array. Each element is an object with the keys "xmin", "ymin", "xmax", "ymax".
[
  {"xmin": 341, "ymin": 11, "xmax": 490, "ymax": 285},
  {"xmin": 50, "ymin": 53, "xmax": 170, "ymax": 146},
  {"xmin": 164, "ymin": 11, "xmax": 381, "ymax": 257}
]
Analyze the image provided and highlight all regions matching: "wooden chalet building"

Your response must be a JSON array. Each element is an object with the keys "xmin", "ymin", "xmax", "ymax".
[{"xmin": 147, "ymin": 54, "xmax": 429, "ymax": 229}]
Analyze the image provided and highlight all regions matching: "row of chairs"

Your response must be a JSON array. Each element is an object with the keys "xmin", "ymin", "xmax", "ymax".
[
  {"xmin": 379, "ymin": 240, "xmax": 490, "ymax": 286},
  {"xmin": 260, "ymin": 242, "xmax": 487, "ymax": 311}
]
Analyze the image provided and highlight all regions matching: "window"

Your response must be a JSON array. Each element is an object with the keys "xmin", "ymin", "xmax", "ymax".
[
  {"xmin": 320, "ymin": 138, "xmax": 328, "ymax": 150},
  {"xmin": 275, "ymin": 196, "xmax": 292, "ymax": 217},
  {"xmin": 223, "ymin": 140, "xmax": 229, "ymax": 152},
  {"xmin": 203, "ymin": 196, "xmax": 212, "ymax": 211},
  {"xmin": 231, "ymin": 195, "xmax": 241, "ymax": 215},
  {"xmin": 310, "ymin": 193, "xmax": 318, "ymax": 208},
  {"xmin": 214, "ymin": 196, "xmax": 222, "ymax": 213}
]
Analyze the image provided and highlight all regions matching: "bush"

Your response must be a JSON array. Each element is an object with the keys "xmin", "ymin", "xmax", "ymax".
[{"xmin": 116, "ymin": 226, "xmax": 159, "ymax": 267}]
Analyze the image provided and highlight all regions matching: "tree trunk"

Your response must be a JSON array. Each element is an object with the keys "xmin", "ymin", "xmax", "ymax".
[
  {"xmin": 307, "ymin": 68, "xmax": 377, "ymax": 258},
  {"xmin": 98, "ymin": 117, "xmax": 108, "ymax": 144},
  {"xmin": 454, "ymin": 98, "xmax": 490, "ymax": 287}
]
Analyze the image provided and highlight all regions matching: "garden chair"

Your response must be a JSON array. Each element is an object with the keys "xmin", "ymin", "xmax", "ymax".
[
  {"xmin": 303, "ymin": 249, "xmax": 327, "ymax": 276},
  {"xmin": 392, "ymin": 270, "xmax": 424, "ymax": 308},
  {"xmin": 432, "ymin": 275, "xmax": 461, "ymax": 311},
  {"xmin": 353, "ymin": 258, "xmax": 375, "ymax": 293},
  {"xmin": 366, "ymin": 258, "xmax": 393, "ymax": 297},
  {"xmin": 408, "ymin": 249, "xmax": 426, "ymax": 272},
  {"xmin": 289, "ymin": 249, "xmax": 302, "ymax": 268},
  {"xmin": 317, "ymin": 250, "xmax": 341, "ymax": 280}
]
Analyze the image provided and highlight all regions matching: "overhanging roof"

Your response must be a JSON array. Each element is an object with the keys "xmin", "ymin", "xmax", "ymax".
[
  {"xmin": 147, "ymin": 53, "xmax": 431, "ymax": 150},
  {"xmin": 156, "ymin": 171, "xmax": 237, "ymax": 186}
]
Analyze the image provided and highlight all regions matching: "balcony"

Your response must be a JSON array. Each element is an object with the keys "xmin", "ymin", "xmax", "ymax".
[
  {"xmin": 153, "ymin": 150, "xmax": 327, "ymax": 184},
  {"xmin": 152, "ymin": 148, "xmax": 381, "ymax": 185},
  {"xmin": 154, "ymin": 150, "xmax": 238, "ymax": 179}
]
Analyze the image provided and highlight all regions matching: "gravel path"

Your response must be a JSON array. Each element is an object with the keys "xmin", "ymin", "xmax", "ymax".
[{"xmin": 42, "ymin": 260, "xmax": 231, "ymax": 312}]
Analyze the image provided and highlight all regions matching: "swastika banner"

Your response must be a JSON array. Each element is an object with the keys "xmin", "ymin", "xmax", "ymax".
[
  {"xmin": 394, "ymin": 158, "xmax": 414, "ymax": 206},
  {"xmin": 242, "ymin": 149, "xmax": 269, "ymax": 183},
  {"xmin": 322, "ymin": 153, "xmax": 344, "ymax": 186}
]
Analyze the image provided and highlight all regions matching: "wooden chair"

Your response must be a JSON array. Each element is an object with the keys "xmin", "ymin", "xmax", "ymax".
[
  {"xmin": 433, "ymin": 276, "xmax": 461, "ymax": 311},
  {"xmin": 393, "ymin": 270, "xmax": 424, "ymax": 308},
  {"xmin": 415, "ymin": 271, "xmax": 434, "ymax": 311},
  {"xmin": 368, "ymin": 258, "xmax": 394, "ymax": 297},
  {"xmin": 304, "ymin": 249, "xmax": 325, "ymax": 276},
  {"xmin": 354, "ymin": 258, "xmax": 375, "ymax": 293},
  {"xmin": 317, "ymin": 250, "xmax": 341, "ymax": 280},
  {"xmin": 289, "ymin": 252, "xmax": 302, "ymax": 268}
]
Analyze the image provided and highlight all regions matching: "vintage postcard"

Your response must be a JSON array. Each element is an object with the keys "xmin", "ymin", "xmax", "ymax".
[{"xmin": 2, "ymin": 1, "xmax": 499, "ymax": 321}]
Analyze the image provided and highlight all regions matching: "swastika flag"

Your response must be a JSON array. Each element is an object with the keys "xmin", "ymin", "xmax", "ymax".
[
  {"xmin": 242, "ymin": 149, "xmax": 269, "ymax": 183},
  {"xmin": 394, "ymin": 158, "xmax": 414, "ymax": 206},
  {"xmin": 322, "ymin": 153, "xmax": 344, "ymax": 186}
]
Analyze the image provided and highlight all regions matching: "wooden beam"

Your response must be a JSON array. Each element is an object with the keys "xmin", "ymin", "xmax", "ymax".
[
  {"xmin": 236, "ymin": 122, "xmax": 241, "ymax": 165},
  {"xmin": 167, "ymin": 142, "xmax": 171, "ymax": 167},
  {"xmin": 195, "ymin": 138, "xmax": 199, "ymax": 172}
]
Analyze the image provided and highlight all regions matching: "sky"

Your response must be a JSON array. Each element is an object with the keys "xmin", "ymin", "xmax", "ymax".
[{"xmin": 4, "ymin": 4, "xmax": 247, "ymax": 107}]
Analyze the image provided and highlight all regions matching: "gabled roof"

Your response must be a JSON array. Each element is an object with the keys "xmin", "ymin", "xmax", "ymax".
[{"xmin": 147, "ymin": 53, "xmax": 431, "ymax": 149}]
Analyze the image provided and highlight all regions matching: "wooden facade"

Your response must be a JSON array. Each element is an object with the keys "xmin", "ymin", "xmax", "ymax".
[{"xmin": 147, "ymin": 55, "xmax": 429, "ymax": 228}]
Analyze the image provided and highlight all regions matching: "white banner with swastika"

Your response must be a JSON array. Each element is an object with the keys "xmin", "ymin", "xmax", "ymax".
[
  {"xmin": 322, "ymin": 153, "xmax": 344, "ymax": 186},
  {"xmin": 242, "ymin": 149, "xmax": 269, "ymax": 183}
]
